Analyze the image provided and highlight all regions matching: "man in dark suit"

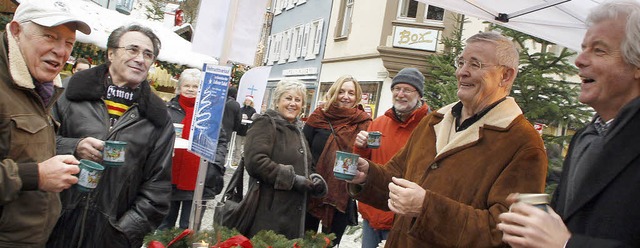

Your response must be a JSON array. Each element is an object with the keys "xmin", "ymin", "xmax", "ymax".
[{"xmin": 498, "ymin": 1, "xmax": 640, "ymax": 247}]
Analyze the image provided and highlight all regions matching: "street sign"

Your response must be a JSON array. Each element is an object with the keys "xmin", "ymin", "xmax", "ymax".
[{"xmin": 188, "ymin": 63, "xmax": 232, "ymax": 161}]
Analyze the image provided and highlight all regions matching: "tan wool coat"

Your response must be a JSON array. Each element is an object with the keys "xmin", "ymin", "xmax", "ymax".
[{"xmin": 351, "ymin": 98, "xmax": 548, "ymax": 247}]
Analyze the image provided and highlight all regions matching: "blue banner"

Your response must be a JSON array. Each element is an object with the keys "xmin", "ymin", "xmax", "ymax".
[{"xmin": 188, "ymin": 63, "xmax": 231, "ymax": 161}]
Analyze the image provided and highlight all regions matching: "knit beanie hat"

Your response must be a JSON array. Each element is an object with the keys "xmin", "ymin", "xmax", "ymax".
[{"xmin": 391, "ymin": 68, "xmax": 425, "ymax": 97}]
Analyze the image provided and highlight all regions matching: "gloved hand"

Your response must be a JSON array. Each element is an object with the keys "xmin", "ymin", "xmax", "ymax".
[
  {"xmin": 309, "ymin": 173, "xmax": 328, "ymax": 198},
  {"xmin": 292, "ymin": 175, "xmax": 313, "ymax": 193}
]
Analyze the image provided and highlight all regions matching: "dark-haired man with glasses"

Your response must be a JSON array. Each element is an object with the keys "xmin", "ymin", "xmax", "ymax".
[
  {"xmin": 347, "ymin": 32, "xmax": 547, "ymax": 247},
  {"xmin": 49, "ymin": 24, "xmax": 174, "ymax": 248}
]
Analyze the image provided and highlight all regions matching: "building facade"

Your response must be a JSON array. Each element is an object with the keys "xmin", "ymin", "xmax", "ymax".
[
  {"xmin": 320, "ymin": 0, "xmax": 459, "ymax": 117},
  {"xmin": 260, "ymin": 0, "xmax": 493, "ymax": 117},
  {"xmin": 262, "ymin": 0, "xmax": 333, "ymax": 117}
]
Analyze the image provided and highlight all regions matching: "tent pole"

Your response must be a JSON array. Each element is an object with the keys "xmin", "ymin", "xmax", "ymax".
[
  {"xmin": 507, "ymin": 0, "xmax": 571, "ymax": 20},
  {"xmin": 219, "ymin": 0, "xmax": 240, "ymax": 65}
]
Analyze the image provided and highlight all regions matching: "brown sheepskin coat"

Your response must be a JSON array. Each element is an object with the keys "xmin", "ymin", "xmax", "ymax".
[{"xmin": 350, "ymin": 98, "xmax": 547, "ymax": 247}]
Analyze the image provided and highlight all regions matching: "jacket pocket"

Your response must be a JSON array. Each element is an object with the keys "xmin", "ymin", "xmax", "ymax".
[
  {"xmin": 9, "ymin": 114, "xmax": 50, "ymax": 161},
  {"xmin": 12, "ymin": 115, "xmax": 48, "ymax": 134},
  {"xmin": 9, "ymin": 115, "xmax": 50, "ymax": 159}
]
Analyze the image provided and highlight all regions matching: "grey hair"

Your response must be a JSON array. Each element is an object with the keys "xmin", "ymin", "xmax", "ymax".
[
  {"xmin": 106, "ymin": 24, "xmax": 161, "ymax": 59},
  {"xmin": 271, "ymin": 79, "xmax": 307, "ymax": 111},
  {"xmin": 587, "ymin": 0, "xmax": 640, "ymax": 67},
  {"xmin": 175, "ymin": 68, "xmax": 201, "ymax": 94},
  {"xmin": 466, "ymin": 32, "xmax": 519, "ymax": 69}
]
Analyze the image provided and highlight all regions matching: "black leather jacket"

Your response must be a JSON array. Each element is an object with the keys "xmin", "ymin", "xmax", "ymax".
[{"xmin": 48, "ymin": 64, "xmax": 174, "ymax": 248}]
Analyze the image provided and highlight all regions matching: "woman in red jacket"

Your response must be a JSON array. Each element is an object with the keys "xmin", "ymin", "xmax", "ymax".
[{"xmin": 159, "ymin": 68, "xmax": 227, "ymax": 230}]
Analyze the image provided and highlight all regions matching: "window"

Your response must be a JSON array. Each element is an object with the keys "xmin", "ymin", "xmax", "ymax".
[
  {"xmin": 271, "ymin": 33, "xmax": 282, "ymax": 64},
  {"xmin": 295, "ymin": 25, "xmax": 303, "ymax": 58},
  {"xmin": 318, "ymin": 81, "xmax": 382, "ymax": 118},
  {"xmin": 425, "ymin": 5, "xmax": 444, "ymax": 21},
  {"xmin": 313, "ymin": 20, "xmax": 323, "ymax": 55},
  {"xmin": 279, "ymin": 30, "xmax": 291, "ymax": 64},
  {"xmin": 301, "ymin": 23, "xmax": 310, "ymax": 57},
  {"xmin": 289, "ymin": 25, "xmax": 303, "ymax": 62},
  {"xmin": 286, "ymin": 0, "xmax": 295, "ymax": 10},
  {"xmin": 263, "ymin": 36, "xmax": 272, "ymax": 65},
  {"xmin": 335, "ymin": 0, "xmax": 354, "ymax": 38},
  {"xmin": 273, "ymin": 0, "xmax": 282, "ymax": 15},
  {"xmin": 305, "ymin": 19, "xmax": 323, "ymax": 60},
  {"xmin": 398, "ymin": 0, "xmax": 418, "ymax": 19}
]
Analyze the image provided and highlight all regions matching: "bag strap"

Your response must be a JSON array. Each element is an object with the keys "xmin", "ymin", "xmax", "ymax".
[
  {"xmin": 327, "ymin": 120, "xmax": 345, "ymax": 151},
  {"xmin": 221, "ymin": 114, "xmax": 277, "ymax": 202}
]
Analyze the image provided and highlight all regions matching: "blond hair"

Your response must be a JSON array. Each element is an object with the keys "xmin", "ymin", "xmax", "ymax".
[{"xmin": 323, "ymin": 75, "xmax": 362, "ymax": 111}]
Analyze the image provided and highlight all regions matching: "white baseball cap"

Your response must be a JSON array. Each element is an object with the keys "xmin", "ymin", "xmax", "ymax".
[{"xmin": 13, "ymin": 0, "xmax": 91, "ymax": 35}]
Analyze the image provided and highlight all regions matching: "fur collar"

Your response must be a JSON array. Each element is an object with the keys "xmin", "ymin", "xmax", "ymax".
[
  {"xmin": 433, "ymin": 97, "xmax": 523, "ymax": 158},
  {"xmin": 6, "ymin": 24, "xmax": 62, "ymax": 89},
  {"xmin": 65, "ymin": 64, "xmax": 169, "ymax": 127}
]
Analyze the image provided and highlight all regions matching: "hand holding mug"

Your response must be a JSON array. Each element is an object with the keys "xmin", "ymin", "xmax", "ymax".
[
  {"xmin": 76, "ymin": 137, "xmax": 104, "ymax": 162},
  {"xmin": 38, "ymin": 155, "xmax": 80, "ymax": 192},
  {"xmin": 346, "ymin": 157, "xmax": 369, "ymax": 184},
  {"xmin": 354, "ymin": 130, "xmax": 368, "ymax": 149}
]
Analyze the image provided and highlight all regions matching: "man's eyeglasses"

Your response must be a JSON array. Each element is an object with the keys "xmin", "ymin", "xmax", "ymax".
[
  {"xmin": 454, "ymin": 57, "xmax": 502, "ymax": 71},
  {"xmin": 115, "ymin": 45, "xmax": 155, "ymax": 63},
  {"xmin": 392, "ymin": 87, "xmax": 417, "ymax": 94}
]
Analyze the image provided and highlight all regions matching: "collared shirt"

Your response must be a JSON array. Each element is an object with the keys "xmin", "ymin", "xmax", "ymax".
[
  {"xmin": 451, "ymin": 97, "xmax": 507, "ymax": 132},
  {"xmin": 593, "ymin": 116, "xmax": 613, "ymax": 136}
]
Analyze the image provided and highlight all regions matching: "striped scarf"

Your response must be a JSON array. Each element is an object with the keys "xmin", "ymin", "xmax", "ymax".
[{"xmin": 104, "ymin": 77, "xmax": 139, "ymax": 127}]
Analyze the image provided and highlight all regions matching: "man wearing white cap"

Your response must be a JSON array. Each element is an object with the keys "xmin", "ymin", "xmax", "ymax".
[{"xmin": 0, "ymin": 0, "xmax": 91, "ymax": 246}]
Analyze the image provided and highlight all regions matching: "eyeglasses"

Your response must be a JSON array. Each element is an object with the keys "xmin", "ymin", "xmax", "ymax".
[
  {"xmin": 115, "ymin": 45, "xmax": 155, "ymax": 63},
  {"xmin": 392, "ymin": 87, "xmax": 417, "ymax": 94},
  {"xmin": 454, "ymin": 57, "xmax": 502, "ymax": 71}
]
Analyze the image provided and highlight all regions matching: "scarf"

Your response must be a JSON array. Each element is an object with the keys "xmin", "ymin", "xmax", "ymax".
[
  {"xmin": 172, "ymin": 95, "xmax": 199, "ymax": 190},
  {"xmin": 306, "ymin": 104, "xmax": 371, "ymax": 227},
  {"xmin": 179, "ymin": 95, "xmax": 196, "ymax": 139},
  {"xmin": 104, "ymin": 75, "xmax": 139, "ymax": 127},
  {"xmin": 34, "ymin": 81, "xmax": 54, "ymax": 106}
]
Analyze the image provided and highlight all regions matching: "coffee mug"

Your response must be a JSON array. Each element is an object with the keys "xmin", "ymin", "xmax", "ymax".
[
  {"xmin": 173, "ymin": 123, "xmax": 184, "ymax": 137},
  {"xmin": 103, "ymin": 141, "xmax": 127, "ymax": 167},
  {"xmin": 76, "ymin": 159, "xmax": 105, "ymax": 192},
  {"xmin": 333, "ymin": 151, "xmax": 359, "ymax": 180},
  {"xmin": 367, "ymin": 131, "xmax": 382, "ymax": 148},
  {"xmin": 516, "ymin": 193, "xmax": 550, "ymax": 211}
]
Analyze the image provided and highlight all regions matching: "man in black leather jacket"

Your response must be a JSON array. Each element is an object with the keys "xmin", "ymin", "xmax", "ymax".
[{"xmin": 48, "ymin": 24, "xmax": 174, "ymax": 248}]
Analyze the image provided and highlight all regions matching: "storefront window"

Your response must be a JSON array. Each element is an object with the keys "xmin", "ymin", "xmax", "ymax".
[
  {"xmin": 263, "ymin": 85, "xmax": 316, "ymax": 119},
  {"xmin": 318, "ymin": 81, "xmax": 382, "ymax": 118}
]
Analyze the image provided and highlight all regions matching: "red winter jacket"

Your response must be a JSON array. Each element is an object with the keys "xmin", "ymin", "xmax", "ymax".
[{"xmin": 353, "ymin": 103, "xmax": 429, "ymax": 230}]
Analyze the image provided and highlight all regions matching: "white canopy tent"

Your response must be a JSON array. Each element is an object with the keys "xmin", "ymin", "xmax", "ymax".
[
  {"xmin": 66, "ymin": 0, "xmax": 216, "ymax": 68},
  {"xmin": 418, "ymin": 0, "xmax": 618, "ymax": 52}
]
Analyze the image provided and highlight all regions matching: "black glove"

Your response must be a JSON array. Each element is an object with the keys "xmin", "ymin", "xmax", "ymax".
[
  {"xmin": 292, "ymin": 175, "xmax": 313, "ymax": 193},
  {"xmin": 309, "ymin": 173, "xmax": 328, "ymax": 198}
]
